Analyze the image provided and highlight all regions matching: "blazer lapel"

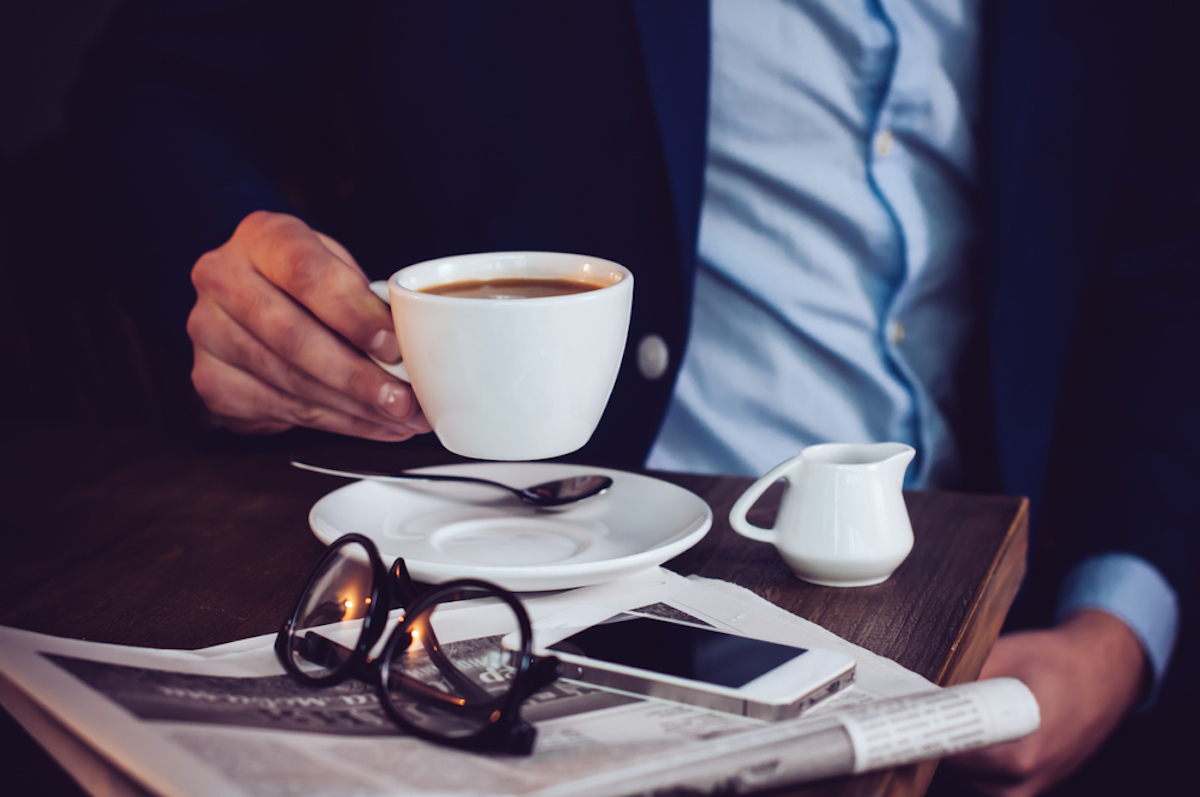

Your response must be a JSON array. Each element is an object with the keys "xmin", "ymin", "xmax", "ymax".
[{"xmin": 632, "ymin": 0, "xmax": 711, "ymax": 292}]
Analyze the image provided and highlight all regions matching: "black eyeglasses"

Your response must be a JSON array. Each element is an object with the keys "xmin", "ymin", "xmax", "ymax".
[{"xmin": 275, "ymin": 533, "xmax": 561, "ymax": 754}]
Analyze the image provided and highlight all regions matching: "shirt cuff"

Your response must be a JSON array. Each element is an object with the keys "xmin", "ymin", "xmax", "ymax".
[{"xmin": 1054, "ymin": 553, "xmax": 1179, "ymax": 709}]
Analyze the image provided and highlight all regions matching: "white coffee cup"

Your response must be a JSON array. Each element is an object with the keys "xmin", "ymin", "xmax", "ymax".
[
  {"xmin": 368, "ymin": 251, "xmax": 633, "ymax": 461},
  {"xmin": 728, "ymin": 443, "xmax": 916, "ymax": 587}
]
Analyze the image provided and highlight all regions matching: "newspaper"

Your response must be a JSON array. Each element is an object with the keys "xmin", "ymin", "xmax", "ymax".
[{"xmin": 0, "ymin": 569, "xmax": 1038, "ymax": 797}]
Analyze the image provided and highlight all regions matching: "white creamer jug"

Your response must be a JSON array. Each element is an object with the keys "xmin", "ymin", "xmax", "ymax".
[{"xmin": 728, "ymin": 443, "xmax": 915, "ymax": 587}]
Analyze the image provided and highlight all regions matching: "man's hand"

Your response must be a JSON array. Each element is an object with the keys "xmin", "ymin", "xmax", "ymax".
[
  {"xmin": 187, "ymin": 211, "xmax": 431, "ymax": 440},
  {"xmin": 944, "ymin": 609, "xmax": 1147, "ymax": 797}
]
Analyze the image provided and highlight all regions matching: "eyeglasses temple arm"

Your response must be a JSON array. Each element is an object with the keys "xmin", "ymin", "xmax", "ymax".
[
  {"xmin": 514, "ymin": 655, "xmax": 563, "ymax": 702},
  {"xmin": 414, "ymin": 624, "xmax": 494, "ymax": 704},
  {"xmin": 389, "ymin": 558, "xmax": 422, "ymax": 610},
  {"xmin": 298, "ymin": 632, "xmax": 387, "ymax": 686}
]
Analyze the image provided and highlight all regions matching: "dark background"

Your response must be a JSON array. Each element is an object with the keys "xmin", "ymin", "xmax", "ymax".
[
  {"xmin": 1, "ymin": 0, "xmax": 207, "ymax": 440},
  {"xmin": 0, "ymin": 3, "xmax": 197, "ymax": 791}
]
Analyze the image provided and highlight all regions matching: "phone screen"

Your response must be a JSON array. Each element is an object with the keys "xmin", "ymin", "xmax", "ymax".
[{"xmin": 548, "ymin": 615, "xmax": 808, "ymax": 688}]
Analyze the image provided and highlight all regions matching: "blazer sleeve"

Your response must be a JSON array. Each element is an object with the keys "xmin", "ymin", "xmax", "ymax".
[
  {"xmin": 1041, "ymin": 18, "xmax": 1200, "ymax": 700},
  {"xmin": 983, "ymin": 0, "xmax": 1200, "ymax": 701}
]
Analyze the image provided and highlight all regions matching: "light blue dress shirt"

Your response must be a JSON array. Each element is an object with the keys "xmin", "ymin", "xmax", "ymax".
[
  {"xmin": 646, "ymin": 0, "xmax": 978, "ymax": 489},
  {"xmin": 646, "ymin": 0, "xmax": 1177, "ymax": 699}
]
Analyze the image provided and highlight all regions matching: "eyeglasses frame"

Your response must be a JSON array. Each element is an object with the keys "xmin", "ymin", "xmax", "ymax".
[{"xmin": 274, "ymin": 532, "xmax": 560, "ymax": 754}]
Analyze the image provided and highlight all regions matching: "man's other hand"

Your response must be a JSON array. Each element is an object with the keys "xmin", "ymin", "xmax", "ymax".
[
  {"xmin": 187, "ymin": 211, "xmax": 431, "ymax": 440},
  {"xmin": 944, "ymin": 609, "xmax": 1147, "ymax": 797}
]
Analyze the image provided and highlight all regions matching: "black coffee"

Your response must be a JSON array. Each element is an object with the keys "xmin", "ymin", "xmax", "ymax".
[{"xmin": 420, "ymin": 277, "xmax": 608, "ymax": 299}]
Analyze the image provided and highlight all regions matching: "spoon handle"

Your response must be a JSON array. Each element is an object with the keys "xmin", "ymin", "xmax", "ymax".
[{"xmin": 290, "ymin": 461, "xmax": 517, "ymax": 496}]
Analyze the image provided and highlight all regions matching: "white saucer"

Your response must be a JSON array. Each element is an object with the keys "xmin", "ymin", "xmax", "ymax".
[{"xmin": 308, "ymin": 462, "xmax": 712, "ymax": 591}]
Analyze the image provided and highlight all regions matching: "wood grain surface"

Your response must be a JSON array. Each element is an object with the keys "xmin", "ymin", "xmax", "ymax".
[{"xmin": 0, "ymin": 421, "xmax": 1027, "ymax": 797}]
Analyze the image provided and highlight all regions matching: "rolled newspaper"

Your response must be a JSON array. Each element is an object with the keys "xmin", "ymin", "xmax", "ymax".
[{"xmin": 549, "ymin": 678, "xmax": 1040, "ymax": 797}]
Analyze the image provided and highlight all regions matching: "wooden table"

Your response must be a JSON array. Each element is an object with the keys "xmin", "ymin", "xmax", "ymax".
[{"xmin": 0, "ymin": 420, "xmax": 1027, "ymax": 797}]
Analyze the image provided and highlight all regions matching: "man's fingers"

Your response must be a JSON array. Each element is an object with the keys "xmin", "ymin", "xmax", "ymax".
[
  {"xmin": 238, "ymin": 211, "xmax": 401, "ymax": 363},
  {"xmin": 943, "ymin": 613, "xmax": 1147, "ymax": 797},
  {"xmin": 192, "ymin": 348, "xmax": 418, "ymax": 442},
  {"xmin": 188, "ymin": 211, "xmax": 429, "ymax": 439},
  {"xmin": 192, "ymin": 259, "xmax": 422, "ymax": 426},
  {"xmin": 189, "ymin": 297, "xmax": 424, "ymax": 433},
  {"xmin": 314, "ymin": 230, "xmax": 365, "ymax": 277}
]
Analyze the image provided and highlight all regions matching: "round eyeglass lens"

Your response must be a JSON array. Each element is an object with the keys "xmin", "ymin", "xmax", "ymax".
[
  {"xmin": 381, "ymin": 589, "xmax": 522, "ymax": 739},
  {"xmin": 288, "ymin": 540, "xmax": 377, "ymax": 680}
]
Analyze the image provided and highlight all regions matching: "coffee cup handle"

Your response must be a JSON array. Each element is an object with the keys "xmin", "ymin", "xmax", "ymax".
[
  {"xmin": 366, "ymin": 280, "xmax": 410, "ymax": 381},
  {"xmin": 728, "ymin": 456, "xmax": 803, "ymax": 544}
]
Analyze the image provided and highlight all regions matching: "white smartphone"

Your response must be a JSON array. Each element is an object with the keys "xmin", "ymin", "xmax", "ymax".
[{"xmin": 529, "ymin": 612, "xmax": 855, "ymax": 721}]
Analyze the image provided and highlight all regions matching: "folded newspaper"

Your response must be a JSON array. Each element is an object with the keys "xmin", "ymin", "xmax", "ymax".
[{"xmin": 0, "ymin": 569, "xmax": 1038, "ymax": 797}]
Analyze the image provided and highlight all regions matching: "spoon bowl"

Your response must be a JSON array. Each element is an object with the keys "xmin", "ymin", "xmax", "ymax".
[{"xmin": 291, "ymin": 461, "xmax": 613, "ymax": 508}]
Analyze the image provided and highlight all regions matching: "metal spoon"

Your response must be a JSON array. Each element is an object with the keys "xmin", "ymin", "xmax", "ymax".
[{"xmin": 291, "ymin": 461, "xmax": 613, "ymax": 508}]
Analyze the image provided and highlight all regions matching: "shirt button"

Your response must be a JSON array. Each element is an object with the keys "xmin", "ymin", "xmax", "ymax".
[
  {"xmin": 874, "ymin": 130, "xmax": 895, "ymax": 158},
  {"xmin": 888, "ymin": 320, "xmax": 906, "ymax": 345},
  {"xmin": 637, "ymin": 334, "xmax": 670, "ymax": 380}
]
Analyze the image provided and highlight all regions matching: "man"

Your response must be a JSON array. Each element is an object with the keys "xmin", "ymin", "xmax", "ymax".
[{"xmin": 73, "ymin": 2, "xmax": 1197, "ymax": 794}]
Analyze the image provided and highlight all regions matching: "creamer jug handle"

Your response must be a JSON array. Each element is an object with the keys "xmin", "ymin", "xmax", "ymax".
[{"xmin": 728, "ymin": 455, "xmax": 803, "ymax": 543}]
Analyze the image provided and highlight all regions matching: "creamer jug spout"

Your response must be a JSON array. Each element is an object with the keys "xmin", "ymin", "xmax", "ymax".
[{"xmin": 874, "ymin": 442, "xmax": 916, "ymax": 486}]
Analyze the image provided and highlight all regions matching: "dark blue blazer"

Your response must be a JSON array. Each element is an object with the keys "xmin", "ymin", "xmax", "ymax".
[{"xmin": 73, "ymin": 1, "xmax": 1199, "ymax": 695}]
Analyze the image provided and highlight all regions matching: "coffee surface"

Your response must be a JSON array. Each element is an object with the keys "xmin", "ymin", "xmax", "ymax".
[{"xmin": 420, "ymin": 277, "xmax": 607, "ymax": 299}]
